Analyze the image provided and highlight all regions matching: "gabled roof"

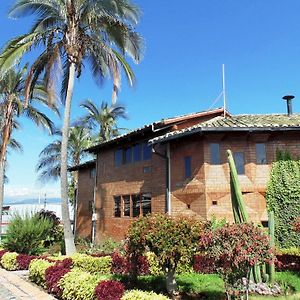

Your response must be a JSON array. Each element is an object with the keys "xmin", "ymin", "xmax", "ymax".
[
  {"xmin": 86, "ymin": 107, "xmax": 226, "ymax": 153},
  {"xmin": 150, "ymin": 114, "xmax": 300, "ymax": 144}
]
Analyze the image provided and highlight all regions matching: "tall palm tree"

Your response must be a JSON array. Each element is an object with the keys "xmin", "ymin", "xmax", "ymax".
[
  {"xmin": 36, "ymin": 126, "xmax": 94, "ymax": 186},
  {"xmin": 80, "ymin": 99, "xmax": 127, "ymax": 142},
  {"xmin": 0, "ymin": 0, "xmax": 143, "ymax": 254},
  {"xmin": 0, "ymin": 66, "xmax": 57, "ymax": 238}
]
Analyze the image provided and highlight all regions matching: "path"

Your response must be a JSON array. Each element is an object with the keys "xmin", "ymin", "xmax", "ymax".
[{"xmin": 0, "ymin": 269, "xmax": 55, "ymax": 300}]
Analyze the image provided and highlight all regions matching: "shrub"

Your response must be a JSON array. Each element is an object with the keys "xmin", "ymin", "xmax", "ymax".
[
  {"xmin": 94, "ymin": 280, "xmax": 125, "ymax": 300},
  {"xmin": 71, "ymin": 253, "xmax": 112, "ymax": 274},
  {"xmin": 3, "ymin": 212, "xmax": 53, "ymax": 255},
  {"xmin": 121, "ymin": 290, "xmax": 169, "ymax": 300},
  {"xmin": 198, "ymin": 223, "xmax": 273, "ymax": 296},
  {"xmin": 1, "ymin": 252, "xmax": 18, "ymax": 270},
  {"xmin": 145, "ymin": 252, "xmax": 163, "ymax": 276},
  {"xmin": 16, "ymin": 254, "xmax": 37, "ymax": 270},
  {"xmin": 193, "ymin": 254, "xmax": 216, "ymax": 274},
  {"xmin": 45, "ymin": 259, "xmax": 73, "ymax": 298},
  {"xmin": 266, "ymin": 160, "xmax": 300, "ymax": 248},
  {"xmin": 125, "ymin": 214, "xmax": 203, "ymax": 295},
  {"xmin": 276, "ymin": 254, "xmax": 300, "ymax": 272},
  {"xmin": 29, "ymin": 258, "xmax": 55, "ymax": 288},
  {"xmin": 294, "ymin": 218, "xmax": 300, "ymax": 233},
  {"xmin": 0, "ymin": 249, "xmax": 8, "ymax": 262},
  {"xmin": 278, "ymin": 247, "xmax": 300, "ymax": 256},
  {"xmin": 59, "ymin": 269, "xmax": 109, "ymax": 300}
]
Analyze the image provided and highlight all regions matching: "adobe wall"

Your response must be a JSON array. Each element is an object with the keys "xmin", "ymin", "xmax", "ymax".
[
  {"xmin": 94, "ymin": 143, "xmax": 167, "ymax": 243},
  {"xmin": 76, "ymin": 168, "xmax": 94, "ymax": 240}
]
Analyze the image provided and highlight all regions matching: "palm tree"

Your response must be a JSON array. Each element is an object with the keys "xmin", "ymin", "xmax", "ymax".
[
  {"xmin": 0, "ymin": 66, "xmax": 57, "ymax": 238},
  {"xmin": 80, "ymin": 99, "xmax": 127, "ymax": 142},
  {"xmin": 36, "ymin": 126, "xmax": 94, "ymax": 188},
  {"xmin": 0, "ymin": 0, "xmax": 143, "ymax": 254}
]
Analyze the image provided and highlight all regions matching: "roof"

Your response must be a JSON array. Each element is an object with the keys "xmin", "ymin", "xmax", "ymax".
[
  {"xmin": 68, "ymin": 160, "xmax": 96, "ymax": 172},
  {"xmin": 86, "ymin": 107, "xmax": 226, "ymax": 153},
  {"xmin": 150, "ymin": 114, "xmax": 300, "ymax": 144}
]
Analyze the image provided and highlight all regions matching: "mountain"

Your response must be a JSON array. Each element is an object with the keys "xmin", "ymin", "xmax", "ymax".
[{"xmin": 4, "ymin": 198, "xmax": 61, "ymax": 205}]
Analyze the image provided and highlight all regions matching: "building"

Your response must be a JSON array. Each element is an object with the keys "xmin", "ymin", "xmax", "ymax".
[{"xmin": 70, "ymin": 104, "xmax": 300, "ymax": 243}]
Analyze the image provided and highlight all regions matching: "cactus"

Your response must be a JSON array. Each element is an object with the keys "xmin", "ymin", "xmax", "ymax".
[
  {"xmin": 227, "ymin": 150, "xmax": 249, "ymax": 223},
  {"xmin": 267, "ymin": 211, "xmax": 275, "ymax": 283}
]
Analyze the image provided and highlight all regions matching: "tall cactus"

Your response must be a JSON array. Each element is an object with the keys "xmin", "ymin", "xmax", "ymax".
[
  {"xmin": 267, "ymin": 211, "xmax": 275, "ymax": 283},
  {"xmin": 227, "ymin": 150, "xmax": 249, "ymax": 223}
]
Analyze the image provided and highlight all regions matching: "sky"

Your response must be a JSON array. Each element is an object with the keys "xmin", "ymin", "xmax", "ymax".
[{"xmin": 1, "ymin": 0, "xmax": 300, "ymax": 201}]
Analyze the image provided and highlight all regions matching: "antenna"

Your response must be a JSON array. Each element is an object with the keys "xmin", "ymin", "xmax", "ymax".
[
  {"xmin": 208, "ymin": 64, "xmax": 227, "ymax": 116},
  {"xmin": 222, "ymin": 64, "xmax": 226, "ymax": 117}
]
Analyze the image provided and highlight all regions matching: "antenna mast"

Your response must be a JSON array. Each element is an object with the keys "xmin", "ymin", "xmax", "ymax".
[{"xmin": 222, "ymin": 64, "xmax": 226, "ymax": 117}]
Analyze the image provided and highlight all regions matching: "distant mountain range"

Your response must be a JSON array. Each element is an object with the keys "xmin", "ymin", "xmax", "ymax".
[{"xmin": 4, "ymin": 198, "xmax": 61, "ymax": 205}]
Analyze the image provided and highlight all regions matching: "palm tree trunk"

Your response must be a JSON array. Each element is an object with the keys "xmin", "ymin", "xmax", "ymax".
[
  {"xmin": 60, "ymin": 62, "xmax": 76, "ymax": 255},
  {"xmin": 0, "ymin": 158, "xmax": 5, "ymax": 241}
]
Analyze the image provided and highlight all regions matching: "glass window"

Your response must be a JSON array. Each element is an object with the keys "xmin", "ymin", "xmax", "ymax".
[
  {"xmin": 133, "ymin": 144, "xmax": 142, "ymax": 162},
  {"xmin": 124, "ymin": 147, "xmax": 132, "ymax": 164},
  {"xmin": 142, "ymin": 143, "xmax": 152, "ymax": 160},
  {"xmin": 256, "ymin": 143, "xmax": 267, "ymax": 164},
  {"xmin": 115, "ymin": 149, "xmax": 122, "ymax": 166},
  {"xmin": 210, "ymin": 143, "xmax": 221, "ymax": 164},
  {"xmin": 234, "ymin": 152, "xmax": 245, "ymax": 174},
  {"xmin": 184, "ymin": 156, "xmax": 192, "ymax": 178},
  {"xmin": 132, "ymin": 194, "xmax": 141, "ymax": 217},
  {"xmin": 90, "ymin": 167, "xmax": 96, "ymax": 178},
  {"xmin": 143, "ymin": 166, "xmax": 151, "ymax": 173},
  {"xmin": 123, "ymin": 195, "xmax": 130, "ymax": 217},
  {"xmin": 114, "ymin": 196, "xmax": 121, "ymax": 218},
  {"xmin": 141, "ymin": 193, "xmax": 151, "ymax": 216}
]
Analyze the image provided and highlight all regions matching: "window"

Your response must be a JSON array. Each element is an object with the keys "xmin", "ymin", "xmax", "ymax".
[
  {"xmin": 113, "ymin": 194, "xmax": 152, "ymax": 218},
  {"xmin": 256, "ymin": 143, "xmax": 267, "ymax": 164},
  {"xmin": 90, "ymin": 167, "xmax": 96, "ymax": 178},
  {"xmin": 143, "ymin": 166, "xmax": 151, "ymax": 173},
  {"xmin": 124, "ymin": 147, "xmax": 132, "ymax": 164},
  {"xmin": 184, "ymin": 156, "xmax": 192, "ymax": 178},
  {"xmin": 142, "ymin": 143, "xmax": 152, "ymax": 160},
  {"xmin": 115, "ymin": 149, "xmax": 122, "ymax": 167},
  {"xmin": 210, "ymin": 143, "xmax": 221, "ymax": 164},
  {"xmin": 234, "ymin": 152, "xmax": 245, "ymax": 174},
  {"xmin": 132, "ymin": 194, "xmax": 141, "ymax": 217},
  {"xmin": 141, "ymin": 193, "xmax": 151, "ymax": 216},
  {"xmin": 123, "ymin": 195, "xmax": 130, "ymax": 217},
  {"xmin": 114, "ymin": 196, "xmax": 121, "ymax": 217},
  {"xmin": 133, "ymin": 144, "xmax": 142, "ymax": 162}
]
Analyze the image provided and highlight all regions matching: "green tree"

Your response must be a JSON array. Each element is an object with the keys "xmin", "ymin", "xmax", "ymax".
[
  {"xmin": 36, "ymin": 126, "xmax": 94, "ymax": 203},
  {"xmin": 1, "ymin": 0, "xmax": 143, "ymax": 254},
  {"xmin": 0, "ymin": 67, "xmax": 56, "ymax": 239},
  {"xmin": 80, "ymin": 99, "xmax": 127, "ymax": 142}
]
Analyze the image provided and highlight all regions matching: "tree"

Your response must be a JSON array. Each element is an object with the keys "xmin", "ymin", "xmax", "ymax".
[
  {"xmin": 125, "ymin": 213, "xmax": 203, "ymax": 296},
  {"xmin": 36, "ymin": 125, "xmax": 94, "ymax": 203},
  {"xmin": 80, "ymin": 99, "xmax": 127, "ymax": 142},
  {"xmin": 1, "ymin": 0, "xmax": 143, "ymax": 254},
  {"xmin": 0, "ymin": 66, "xmax": 56, "ymax": 239}
]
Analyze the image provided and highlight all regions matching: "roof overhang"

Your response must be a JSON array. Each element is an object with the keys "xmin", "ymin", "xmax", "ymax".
[{"xmin": 68, "ymin": 160, "xmax": 96, "ymax": 172}]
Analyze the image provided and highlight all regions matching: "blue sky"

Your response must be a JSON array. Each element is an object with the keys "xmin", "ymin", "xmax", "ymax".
[{"xmin": 2, "ymin": 0, "xmax": 300, "ymax": 200}]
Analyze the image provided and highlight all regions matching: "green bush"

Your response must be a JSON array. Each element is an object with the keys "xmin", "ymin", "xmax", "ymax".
[
  {"xmin": 59, "ymin": 269, "xmax": 108, "ymax": 300},
  {"xmin": 145, "ymin": 252, "xmax": 163, "ymax": 276},
  {"xmin": 3, "ymin": 212, "xmax": 53, "ymax": 255},
  {"xmin": 275, "ymin": 271, "xmax": 300, "ymax": 294},
  {"xmin": 121, "ymin": 290, "xmax": 169, "ymax": 300},
  {"xmin": 278, "ymin": 247, "xmax": 300, "ymax": 256},
  {"xmin": 29, "ymin": 258, "xmax": 55, "ymax": 288},
  {"xmin": 71, "ymin": 253, "xmax": 112, "ymax": 274},
  {"xmin": 266, "ymin": 160, "xmax": 300, "ymax": 248},
  {"xmin": 1, "ymin": 252, "xmax": 18, "ymax": 270}
]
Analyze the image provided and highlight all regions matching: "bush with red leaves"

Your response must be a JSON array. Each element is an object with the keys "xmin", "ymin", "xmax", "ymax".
[
  {"xmin": 94, "ymin": 280, "xmax": 125, "ymax": 300},
  {"xmin": 276, "ymin": 254, "xmax": 300, "ymax": 272},
  {"xmin": 111, "ymin": 252, "xmax": 149, "ymax": 275},
  {"xmin": 45, "ymin": 258, "xmax": 73, "ymax": 298},
  {"xmin": 193, "ymin": 255, "xmax": 216, "ymax": 274},
  {"xmin": 0, "ymin": 250, "xmax": 8, "ymax": 261},
  {"xmin": 16, "ymin": 254, "xmax": 37, "ymax": 270}
]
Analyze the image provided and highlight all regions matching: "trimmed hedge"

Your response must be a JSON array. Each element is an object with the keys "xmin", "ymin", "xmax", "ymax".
[
  {"xmin": 94, "ymin": 280, "xmax": 125, "ymax": 300},
  {"xmin": 29, "ymin": 259, "xmax": 55, "ymax": 288},
  {"xmin": 16, "ymin": 254, "xmax": 37, "ymax": 270},
  {"xmin": 121, "ymin": 290, "xmax": 169, "ymax": 300},
  {"xmin": 59, "ymin": 269, "xmax": 110, "ymax": 300},
  {"xmin": 72, "ymin": 253, "xmax": 112, "ymax": 274},
  {"xmin": 1, "ymin": 252, "xmax": 18, "ymax": 270}
]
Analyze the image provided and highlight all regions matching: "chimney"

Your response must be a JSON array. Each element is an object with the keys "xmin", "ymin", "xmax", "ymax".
[{"xmin": 282, "ymin": 95, "xmax": 295, "ymax": 116}]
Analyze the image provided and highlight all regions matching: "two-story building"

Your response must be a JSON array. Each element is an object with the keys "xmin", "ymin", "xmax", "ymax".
[{"xmin": 70, "ymin": 105, "xmax": 300, "ymax": 243}]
